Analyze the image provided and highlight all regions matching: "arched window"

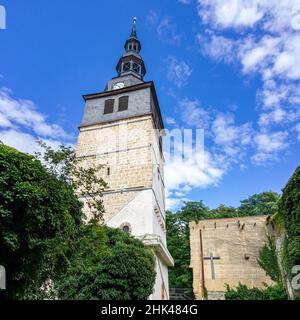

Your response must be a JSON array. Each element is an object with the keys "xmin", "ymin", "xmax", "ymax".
[
  {"xmin": 118, "ymin": 96, "xmax": 129, "ymax": 112},
  {"xmin": 104, "ymin": 99, "xmax": 114, "ymax": 114},
  {"xmin": 119, "ymin": 222, "xmax": 132, "ymax": 234}
]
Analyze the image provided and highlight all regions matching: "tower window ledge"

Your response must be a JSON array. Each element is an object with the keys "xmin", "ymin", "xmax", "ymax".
[{"xmin": 137, "ymin": 234, "xmax": 174, "ymax": 267}]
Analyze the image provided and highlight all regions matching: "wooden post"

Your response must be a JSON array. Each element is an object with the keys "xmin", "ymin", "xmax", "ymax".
[{"xmin": 199, "ymin": 229, "xmax": 205, "ymax": 299}]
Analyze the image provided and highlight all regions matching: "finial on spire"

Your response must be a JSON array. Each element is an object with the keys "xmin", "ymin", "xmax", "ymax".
[{"xmin": 131, "ymin": 17, "xmax": 137, "ymax": 37}]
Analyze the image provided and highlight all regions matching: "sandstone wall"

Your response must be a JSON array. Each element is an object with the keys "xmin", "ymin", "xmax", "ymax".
[
  {"xmin": 189, "ymin": 216, "xmax": 274, "ymax": 300},
  {"xmin": 76, "ymin": 115, "xmax": 154, "ymax": 220}
]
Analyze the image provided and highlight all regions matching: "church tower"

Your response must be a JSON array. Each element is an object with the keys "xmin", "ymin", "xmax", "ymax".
[{"xmin": 76, "ymin": 18, "xmax": 174, "ymax": 300}]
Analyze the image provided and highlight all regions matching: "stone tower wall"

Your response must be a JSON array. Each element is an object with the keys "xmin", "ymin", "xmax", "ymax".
[{"xmin": 76, "ymin": 114, "xmax": 156, "ymax": 221}]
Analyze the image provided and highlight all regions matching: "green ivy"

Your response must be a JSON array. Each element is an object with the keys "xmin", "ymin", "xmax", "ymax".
[
  {"xmin": 258, "ymin": 236, "xmax": 282, "ymax": 283},
  {"xmin": 278, "ymin": 166, "xmax": 300, "ymax": 298},
  {"xmin": 225, "ymin": 283, "xmax": 288, "ymax": 300}
]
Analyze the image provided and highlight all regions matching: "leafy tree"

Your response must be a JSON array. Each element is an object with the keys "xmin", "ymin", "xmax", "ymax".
[
  {"xmin": 0, "ymin": 143, "xmax": 83, "ymax": 299},
  {"xmin": 54, "ymin": 225, "xmax": 156, "ymax": 300},
  {"xmin": 167, "ymin": 201, "xmax": 210, "ymax": 290},
  {"xmin": 167, "ymin": 211, "xmax": 193, "ymax": 289},
  {"xmin": 238, "ymin": 192, "xmax": 281, "ymax": 217},
  {"xmin": 278, "ymin": 166, "xmax": 300, "ymax": 297},
  {"xmin": 0, "ymin": 143, "xmax": 156, "ymax": 300},
  {"xmin": 179, "ymin": 201, "xmax": 210, "ymax": 225},
  {"xmin": 36, "ymin": 141, "xmax": 107, "ymax": 223},
  {"xmin": 210, "ymin": 204, "xmax": 238, "ymax": 219}
]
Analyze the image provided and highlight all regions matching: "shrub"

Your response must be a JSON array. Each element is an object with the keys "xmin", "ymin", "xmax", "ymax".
[
  {"xmin": 54, "ymin": 226, "xmax": 156, "ymax": 300},
  {"xmin": 225, "ymin": 283, "xmax": 288, "ymax": 300}
]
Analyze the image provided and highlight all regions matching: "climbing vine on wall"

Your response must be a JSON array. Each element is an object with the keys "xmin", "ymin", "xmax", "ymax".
[
  {"xmin": 258, "ymin": 236, "xmax": 282, "ymax": 284},
  {"xmin": 278, "ymin": 166, "xmax": 300, "ymax": 298}
]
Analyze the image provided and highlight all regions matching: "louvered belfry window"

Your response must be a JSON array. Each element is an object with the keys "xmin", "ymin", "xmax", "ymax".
[
  {"xmin": 118, "ymin": 96, "xmax": 129, "ymax": 112},
  {"xmin": 123, "ymin": 62, "xmax": 131, "ymax": 72},
  {"xmin": 104, "ymin": 99, "xmax": 114, "ymax": 114}
]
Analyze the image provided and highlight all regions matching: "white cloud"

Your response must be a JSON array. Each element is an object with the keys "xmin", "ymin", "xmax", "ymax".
[
  {"xmin": 167, "ymin": 56, "xmax": 193, "ymax": 88},
  {"xmin": 0, "ymin": 112, "xmax": 13, "ymax": 128},
  {"xmin": 164, "ymin": 125, "xmax": 227, "ymax": 209},
  {"xmin": 0, "ymin": 129, "xmax": 40, "ymax": 154},
  {"xmin": 197, "ymin": 1, "xmax": 300, "ymax": 89},
  {"xmin": 0, "ymin": 88, "xmax": 74, "ymax": 155},
  {"xmin": 163, "ymin": 1, "xmax": 300, "ymax": 207},
  {"xmin": 200, "ymin": 31, "xmax": 300, "ymax": 82},
  {"xmin": 198, "ymin": 34, "xmax": 235, "ymax": 63},
  {"xmin": 166, "ymin": 197, "xmax": 182, "ymax": 210},
  {"xmin": 146, "ymin": 10, "xmax": 159, "ymax": 25},
  {"xmin": 273, "ymin": 35, "xmax": 300, "ymax": 80},
  {"xmin": 257, "ymin": 79, "xmax": 300, "ymax": 127},
  {"xmin": 251, "ymin": 152, "xmax": 278, "ymax": 165},
  {"xmin": 179, "ymin": 98, "xmax": 210, "ymax": 127},
  {"xmin": 0, "ymin": 129, "xmax": 64, "ymax": 155},
  {"xmin": 165, "ymin": 149, "xmax": 225, "ymax": 197},
  {"xmin": 165, "ymin": 104, "xmax": 255, "ymax": 207},
  {"xmin": 252, "ymin": 130, "xmax": 289, "ymax": 165},
  {"xmin": 212, "ymin": 113, "xmax": 252, "ymax": 156},
  {"xmin": 258, "ymin": 108, "xmax": 286, "ymax": 127},
  {"xmin": 147, "ymin": 12, "xmax": 183, "ymax": 46},
  {"xmin": 178, "ymin": 0, "xmax": 192, "ymax": 4},
  {"xmin": 196, "ymin": 0, "xmax": 300, "ymax": 163},
  {"xmin": 157, "ymin": 17, "xmax": 183, "ymax": 45},
  {"xmin": 165, "ymin": 189, "xmax": 190, "ymax": 210},
  {"xmin": 239, "ymin": 36, "xmax": 281, "ymax": 73},
  {"xmin": 0, "ymin": 88, "xmax": 70, "ymax": 139},
  {"xmin": 198, "ymin": 0, "xmax": 300, "ymax": 31},
  {"xmin": 198, "ymin": 0, "xmax": 264, "ymax": 28},
  {"xmin": 165, "ymin": 117, "xmax": 177, "ymax": 126},
  {"xmin": 255, "ymin": 131, "xmax": 289, "ymax": 153},
  {"xmin": 295, "ymin": 123, "xmax": 300, "ymax": 140}
]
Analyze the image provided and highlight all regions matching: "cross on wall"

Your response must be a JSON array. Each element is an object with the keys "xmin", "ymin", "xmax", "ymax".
[{"xmin": 204, "ymin": 252, "xmax": 220, "ymax": 280}]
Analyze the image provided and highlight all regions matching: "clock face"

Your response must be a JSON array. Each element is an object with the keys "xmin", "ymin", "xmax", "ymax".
[{"xmin": 113, "ymin": 82, "xmax": 125, "ymax": 90}]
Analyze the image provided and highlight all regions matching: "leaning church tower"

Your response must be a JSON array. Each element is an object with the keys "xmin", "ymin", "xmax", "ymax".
[{"xmin": 75, "ymin": 18, "xmax": 174, "ymax": 300}]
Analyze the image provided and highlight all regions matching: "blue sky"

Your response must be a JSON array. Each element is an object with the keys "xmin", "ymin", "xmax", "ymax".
[{"xmin": 0, "ymin": 0, "xmax": 299, "ymax": 210}]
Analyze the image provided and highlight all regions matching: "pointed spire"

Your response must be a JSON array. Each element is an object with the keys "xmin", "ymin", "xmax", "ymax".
[
  {"xmin": 131, "ymin": 17, "xmax": 137, "ymax": 38},
  {"xmin": 115, "ymin": 17, "xmax": 146, "ymax": 80}
]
